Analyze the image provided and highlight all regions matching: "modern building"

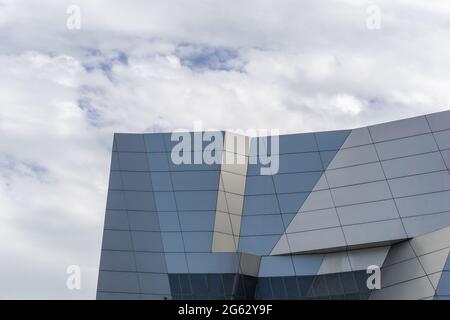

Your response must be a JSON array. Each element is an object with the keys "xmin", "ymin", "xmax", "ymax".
[{"xmin": 97, "ymin": 110, "xmax": 450, "ymax": 300}]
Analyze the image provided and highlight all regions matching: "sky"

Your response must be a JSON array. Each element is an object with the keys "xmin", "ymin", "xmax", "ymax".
[{"xmin": 0, "ymin": 0, "xmax": 450, "ymax": 299}]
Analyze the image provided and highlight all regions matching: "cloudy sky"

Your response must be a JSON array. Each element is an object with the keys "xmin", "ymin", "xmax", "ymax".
[{"xmin": 1, "ymin": 0, "xmax": 450, "ymax": 299}]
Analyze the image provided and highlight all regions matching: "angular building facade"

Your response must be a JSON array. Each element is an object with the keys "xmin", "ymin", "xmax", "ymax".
[{"xmin": 97, "ymin": 110, "xmax": 450, "ymax": 300}]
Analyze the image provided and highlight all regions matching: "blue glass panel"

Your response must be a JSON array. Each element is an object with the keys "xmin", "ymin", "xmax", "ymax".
[
  {"xmin": 115, "ymin": 133, "xmax": 146, "ymax": 152},
  {"xmin": 151, "ymin": 172, "xmax": 172, "ymax": 191},
  {"xmin": 101, "ymin": 230, "xmax": 133, "ymax": 251},
  {"xmin": 158, "ymin": 212, "xmax": 181, "ymax": 231},
  {"xmin": 108, "ymin": 171, "xmax": 122, "ymax": 190},
  {"xmin": 278, "ymin": 152, "xmax": 323, "ymax": 173},
  {"xmin": 124, "ymin": 191, "xmax": 156, "ymax": 211},
  {"xmin": 171, "ymin": 171, "xmax": 220, "ymax": 191},
  {"xmin": 169, "ymin": 152, "xmax": 221, "ymax": 171},
  {"xmin": 245, "ymin": 176, "xmax": 275, "ymax": 195},
  {"xmin": 292, "ymin": 255, "xmax": 323, "ymax": 275},
  {"xmin": 273, "ymin": 172, "xmax": 322, "ymax": 193},
  {"xmin": 104, "ymin": 210, "xmax": 129, "ymax": 230},
  {"xmin": 238, "ymin": 235, "xmax": 281, "ymax": 256},
  {"xmin": 247, "ymin": 159, "xmax": 262, "ymax": 176},
  {"xmin": 277, "ymin": 193, "xmax": 309, "ymax": 213},
  {"xmin": 131, "ymin": 231, "xmax": 163, "ymax": 251},
  {"xmin": 110, "ymin": 152, "xmax": 120, "ymax": 170},
  {"xmin": 240, "ymin": 215, "xmax": 285, "ymax": 236},
  {"xmin": 121, "ymin": 172, "xmax": 152, "ymax": 191},
  {"xmin": 154, "ymin": 192, "xmax": 177, "ymax": 211},
  {"xmin": 165, "ymin": 253, "xmax": 189, "ymax": 273},
  {"xmin": 144, "ymin": 133, "xmax": 167, "ymax": 152},
  {"xmin": 208, "ymin": 253, "xmax": 240, "ymax": 273},
  {"xmin": 175, "ymin": 191, "xmax": 217, "ymax": 211},
  {"xmin": 319, "ymin": 150, "xmax": 340, "ymax": 169},
  {"xmin": 186, "ymin": 253, "xmax": 210, "ymax": 273},
  {"xmin": 259, "ymin": 256, "xmax": 295, "ymax": 277},
  {"xmin": 117, "ymin": 152, "xmax": 149, "ymax": 171},
  {"xmin": 281, "ymin": 213, "xmax": 296, "ymax": 227},
  {"xmin": 128, "ymin": 212, "xmax": 160, "ymax": 231},
  {"xmin": 437, "ymin": 272, "xmax": 450, "ymax": 295},
  {"xmin": 179, "ymin": 212, "xmax": 215, "ymax": 231},
  {"xmin": 139, "ymin": 273, "xmax": 171, "ymax": 295},
  {"xmin": 135, "ymin": 252, "xmax": 167, "ymax": 273},
  {"xmin": 161, "ymin": 232, "xmax": 184, "ymax": 252},
  {"xmin": 444, "ymin": 252, "xmax": 450, "ymax": 271},
  {"xmin": 106, "ymin": 190, "xmax": 126, "ymax": 210},
  {"xmin": 243, "ymin": 194, "xmax": 280, "ymax": 215},
  {"xmin": 315, "ymin": 130, "xmax": 350, "ymax": 151},
  {"xmin": 183, "ymin": 232, "xmax": 213, "ymax": 252},
  {"xmin": 147, "ymin": 153, "xmax": 170, "ymax": 172},
  {"xmin": 278, "ymin": 133, "xmax": 318, "ymax": 154}
]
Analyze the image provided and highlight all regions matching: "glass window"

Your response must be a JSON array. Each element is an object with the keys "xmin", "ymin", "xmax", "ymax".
[
  {"xmin": 115, "ymin": 133, "xmax": 146, "ymax": 152},
  {"xmin": 315, "ymin": 130, "xmax": 350, "ymax": 151},
  {"xmin": 131, "ymin": 231, "xmax": 163, "ymax": 252},
  {"xmin": 270, "ymin": 277, "xmax": 287, "ymax": 299},
  {"xmin": 207, "ymin": 274, "xmax": 225, "ymax": 297},
  {"xmin": 255, "ymin": 278, "xmax": 272, "ymax": 299},
  {"xmin": 151, "ymin": 172, "xmax": 172, "ymax": 191},
  {"xmin": 183, "ymin": 232, "xmax": 213, "ymax": 252}
]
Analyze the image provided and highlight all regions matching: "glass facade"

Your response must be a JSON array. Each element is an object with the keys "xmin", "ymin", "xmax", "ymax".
[{"xmin": 98, "ymin": 110, "xmax": 450, "ymax": 300}]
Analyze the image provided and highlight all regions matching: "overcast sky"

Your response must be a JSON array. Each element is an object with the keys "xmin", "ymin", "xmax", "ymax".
[{"xmin": 1, "ymin": 0, "xmax": 450, "ymax": 299}]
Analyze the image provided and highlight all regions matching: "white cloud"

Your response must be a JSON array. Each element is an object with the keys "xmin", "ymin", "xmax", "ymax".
[{"xmin": 0, "ymin": 0, "xmax": 450, "ymax": 298}]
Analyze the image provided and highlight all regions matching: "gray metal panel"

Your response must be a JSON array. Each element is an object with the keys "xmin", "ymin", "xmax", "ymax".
[
  {"xmin": 327, "ymin": 144, "xmax": 379, "ymax": 169},
  {"xmin": 410, "ymin": 225, "xmax": 450, "ymax": 256},
  {"xmin": 381, "ymin": 258, "xmax": 426, "ymax": 288},
  {"xmin": 375, "ymin": 134, "xmax": 438, "ymax": 161},
  {"xmin": 395, "ymin": 190, "xmax": 450, "ymax": 217},
  {"xmin": 326, "ymin": 162, "xmax": 385, "ymax": 188},
  {"xmin": 331, "ymin": 180, "xmax": 392, "ymax": 207},
  {"xmin": 341, "ymin": 127, "xmax": 372, "ymax": 149},
  {"xmin": 369, "ymin": 116, "xmax": 430, "ymax": 143},
  {"xmin": 370, "ymin": 276, "xmax": 435, "ymax": 300},
  {"xmin": 343, "ymin": 219, "xmax": 406, "ymax": 246},
  {"xmin": 442, "ymin": 149, "xmax": 450, "ymax": 168},
  {"xmin": 435, "ymin": 130, "xmax": 450, "ymax": 150},
  {"xmin": 388, "ymin": 171, "xmax": 450, "ymax": 198},
  {"xmin": 403, "ymin": 211, "xmax": 450, "ymax": 238},
  {"xmin": 381, "ymin": 152, "xmax": 446, "ymax": 179},
  {"xmin": 318, "ymin": 252, "xmax": 351, "ymax": 274},
  {"xmin": 337, "ymin": 200, "xmax": 399, "ymax": 226},
  {"xmin": 286, "ymin": 227, "xmax": 346, "ymax": 253},
  {"xmin": 285, "ymin": 208, "xmax": 340, "ymax": 233},
  {"xmin": 418, "ymin": 248, "xmax": 450, "ymax": 275},
  {"xmin": 348, "ymin": 246, "xmax": 390, "ymax": 271},
  {"xmin": 383, "ymin": 241, "xmax": 416, "ymax": 267},
  {"xmin": 299, "ymin": 189, "xmax": 335, "ymax": 212},
  {"xmin": 427, "ymin": 111, "xmax": 450, "ymax": 131}
]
